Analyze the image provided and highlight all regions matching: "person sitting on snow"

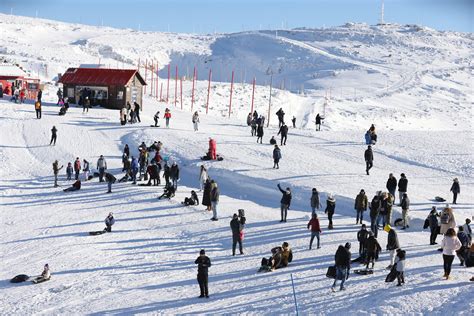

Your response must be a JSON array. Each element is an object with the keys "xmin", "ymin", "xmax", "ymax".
[
  {"xmin": 32, "ymin": 264, "xmax": 51, "ymax": 284},
  {"xmin": 259, "ymin": 242, "xmax": 293, "ymax": 271},
  {"xmin": 182, "ymin": 191, "xmax": 199, "ymax": 206},
  {"xmin": 158, "ymin": 184, "xmax": 176, "ymax": 200},
  {"xmin": 63, "ymin": 180, "xmax": 81, "ymax": 192},
  {"xmin": 104, "ymin": 212, "xmax": 115, "ymax": 232}
]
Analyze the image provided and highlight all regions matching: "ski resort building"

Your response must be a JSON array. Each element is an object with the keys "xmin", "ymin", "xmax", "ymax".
[
  {"xmin": 58, "ymin": 67, "xmax": 146, "ymax": 110},
  {"xmin": 0, "ymin": 64, "xmax": 40, "ymax": 99}
]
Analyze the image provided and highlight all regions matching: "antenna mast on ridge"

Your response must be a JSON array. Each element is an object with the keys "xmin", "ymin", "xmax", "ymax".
[{"xmin": 380, "ymin": 0, "xmax": 385, "ymax": 25}]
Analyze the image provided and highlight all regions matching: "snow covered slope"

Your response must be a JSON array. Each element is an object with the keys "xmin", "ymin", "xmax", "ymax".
[
  {"xmin": 0, "ymin": 14, "xmax": 472, "ymax": 131},
  {"xmin": 0, "ymin": 14, "xmax": 473, "ymax": 315}
]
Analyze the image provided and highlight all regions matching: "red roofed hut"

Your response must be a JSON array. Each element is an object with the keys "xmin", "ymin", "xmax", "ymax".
[{"xmin": 58, "ymin": 67, "xmax": 146, "ymax": 110}]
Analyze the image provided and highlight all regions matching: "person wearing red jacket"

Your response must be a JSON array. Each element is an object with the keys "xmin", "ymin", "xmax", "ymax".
[
  {"xmin": 208, "ymin": 138, "xmax": 217, "ymax": 160},
  {"xmin": 163, "ymin": 108, "xmax": 172, "ymax": 128},
  {"xmin": 307, "ymin": 213, "xmax": 322, "ymax": 249}
]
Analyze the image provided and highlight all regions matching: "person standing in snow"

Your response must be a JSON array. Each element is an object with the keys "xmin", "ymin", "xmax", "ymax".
[
  {"xmin": 395, "ymin": 249, "xmax": 406, "ymax": 286},
  {"xmin": 202, "ymin": 178, "xmax": 212, "ymax": 212},
  {"xmin": 450, "ymin": 178, "xmax": 460, "ymax": 204},
  {"xmin": 310, "ymin": 188, "xmax": 321, "ymax": 215},
  {"xmin": 35, "ymin": 101, "xmax": 42, "ymax": 119},
  {"xmin": 463, "ymin": 218, "xmax": 472, "ymax": 244},
  {"xmin": 66, "ymin": 162, "xmax": 73, "ymax": 181},
  {"xmin": 170, "ymin": 162, "xmax": 180, "ymax": 190},
  {"xmin": 397, "ymin": 173, "xmax": 408, "ymax": 206},
  {"xmin": 315, "ymin": 113, "xmax": 322, "ymax": 131},
  {"xmin": 256, "ymin": 124, "xmax": 264, "ymax": 144},
  {"xmin": 441, "ymin": 228, "xmax": 461, "ymax": 280},
  {"xmin": 291, "ymin": 116, "xmax": 296, "ymax": 128},
  {"xmin": 354, "ymin": 189, "xmax": 368, "ymax": 225},
  {"xmin": 83, "ymin": 159, "xmax": 90, "ymax": 181},
  {"xmin": 277, "ymin": 183, "xmax": 291, "ymax": 222},
  {"xmin": 276, "ymin": 108, "xmax": 285, "ymax": 127},
  {"xmin": 307, "ymin": 213, "xmax": 321, "ymax": 249},
  {"xmin": 439, "ymin": 205, "xmax": 457, "ymax": 235},
  {"xmin": 97, "ymin": 155, "xmax": 107, "ymax": 182},
  {"xmin": 325, "ymin": 194, "xmax": 336, "ymax": 229},
  {"xmin": 385, "ymin": 224, "xmax": 400, "ymax": 269},
  {"xmin": 83, "ymin": 96, "xmax": 90, "ymax": 113},
  {"xmin": 195, "ymin": 249, "xmax": 211, "ymax": 298},
  {"xmin": 199, "ymin": 165, "xmax": 208, "ymax": 191},
  {"xmin": 53, "ymin": 160, "xmax": 63, "ymax": 187},
  {"xmin": 164, "ymin": 108, "xmax": 171, "ymax": 128},
  {"xmin": 50, "ymin": 126, "xmax": 57, "ymax": 146},
  {"xmin": 131, "ymin": 156, "xmax": 139, "ymax": 184},
  {"xmin": 386, "ymin": 173, "xmax": 398, "ymax": 204},
  {"xmin": 230, "ymin": 213, "xmax": 244, "ymax": 256},
  {"xmin": 365, "ymin": 232, "xmax": 382, "ymax": 270},
  {"xmin": 364, "ymin": 145, "xmax": 373, "ymax": 175},
  {"xmin": 153, "ymin": 110, "xmax": 160, "ymax": 127},
  {"xmin": 192, "ymin": 111, "xmax": 200, "ymax": 131},
  {"xmin": 210, "ymin": 180, "xmax": 219, "ymax": 221},
  {"xmin": 357, "ymin": 224, "xmax": 369, "ymax": 257},
  {"xmin": 123, "ymin": 144, "xmax": 130, "ymax": 159},
  {"xmin": 370, "ymin": 192, "xmax": 382, "ymax": 238},
  {"xmin": 428, "ymin": 207, "xmax": 440, "ymax": 245},
  {"xmin": 273, "ymin": 145, "xmax": 281, "ymax": 169},
  {"xmin": 104, "ymin": 212, "xmax": 115, "ymax": 232},
  {"xmin": 251, "ymin": 117, "xmax": 257, "ymax": 136},
  {"xmin": 400, "ymin": 193, "xmax": 410, "ymax": 230},
  {"xmin": 134, "ymin": 102, "xmax": 141, "ymax": 123},
  {"xmin": 73, "ymin": 157, "xmax": 81, "ymax": 180},
  {"xmin": 246, "ymin": 113, "xmax": 252, "ymax": 126},
  {"xmin": 277, "ymin": 123, "xmax": 288, "ymax": 146},
  {"xmin": 37, "ymin": 89, "xmax": 43, "ymax": 103},
  {"xmin": 105, "ymin": 172, "xmax": 116, "ymax": 193},
  {"xmin": 332, "ymin": 243, "xmax": 351, "ymax": 292}
]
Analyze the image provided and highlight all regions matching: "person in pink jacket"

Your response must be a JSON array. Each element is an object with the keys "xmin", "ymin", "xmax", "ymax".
[
  {"xmin": 208, "ymin": 138, "xmax": 217, "ymax": 160},
  {"xmin": 441, "ymin": 228, "xmax": 462, "ymax": 280}
]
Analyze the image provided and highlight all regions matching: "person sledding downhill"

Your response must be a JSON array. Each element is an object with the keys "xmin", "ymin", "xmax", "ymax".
[
  {"xmin": 259, "ymin": 242, "xmax": 293, "ymax": 272},
  {"xmin": 32, "ymin": 264, "xmax": 51, "ymax": 284}
]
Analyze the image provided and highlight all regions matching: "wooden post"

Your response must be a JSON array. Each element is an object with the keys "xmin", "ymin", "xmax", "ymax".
[
  {"xmin": 250, "ymin": 77, "xmax": 255, "ymax": 114},
  {"xmin": 180, "ymin": 77, "xmax": 183, "ymax": 110},
  {"xmin": 191, "ymin": 66, "xmax": 196, "ymax": 112},
  {"xmin": 228, "ymin": 70, "xmax": 234, "ymax": 118},
  {"xmin": 144, "ymin": 59, "xmax": 148, "ymax": 95},
  {"xmin": 150, "ymin": 60, "xmax": 154, "ymax": 96},
  {"xmin": 156, "ymin": 62, "xmax": 159, "ymax": 99},
  {"xmin": 166, "ymin": 64, "xmax": 170, "ymax": 103},
  {"xmin": 267, "ymin": 74, "xmax": 273, "ymax": 128},
  {"xmin": 206, "ymin": 69, "xmax": 212, "ymax": 114},
  {"xmin": 174, "ymin": 65, "xmax": 178, "ymax": 107}
]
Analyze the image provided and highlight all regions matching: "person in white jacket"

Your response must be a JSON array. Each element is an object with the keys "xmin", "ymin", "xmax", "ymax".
[
  {"xmin": 192, "ymin": 111, "xmax": 200, "ymax": 132},
  {"xmin": 394, "ymin": 249, "xmax": 406, "ymax": 286},
  {"xmin": 441, "ymin": 228, "xmax": 462, "ymax": 280},
  {"xmin": 199, "ymin": 165, "xmax": 208, "ymax": 191}
]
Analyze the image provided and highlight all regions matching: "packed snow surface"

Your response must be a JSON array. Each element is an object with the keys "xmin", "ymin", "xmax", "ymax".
[{"xmin": 0, "ymin": 13, "xmax": 473, "ymax": 315}]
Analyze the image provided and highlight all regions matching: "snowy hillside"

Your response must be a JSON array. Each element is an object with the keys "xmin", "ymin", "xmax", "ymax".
[
  {"xmin": 0, "ymin": 14, "xmax": 472, "ymax": 130},
  {"xmin": 0, "ymin": 14, "xmax": 473, "ymax": 315}
]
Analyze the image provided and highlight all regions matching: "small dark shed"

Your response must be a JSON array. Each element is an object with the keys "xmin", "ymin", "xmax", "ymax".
[{"xmin": 58, "ymin": 68, "xmax": 146, "ymax": 110}]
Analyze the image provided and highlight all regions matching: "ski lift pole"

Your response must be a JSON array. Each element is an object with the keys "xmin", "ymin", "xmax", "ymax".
[{"xmin": 290, "ymin": 273, "xmax": 299, "ymax": 316}]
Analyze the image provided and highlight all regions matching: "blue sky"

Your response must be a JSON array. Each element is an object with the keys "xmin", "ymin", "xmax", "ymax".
[{"xmin": 0, "ymin": 0, "xmax": 472, "ymax": 33}]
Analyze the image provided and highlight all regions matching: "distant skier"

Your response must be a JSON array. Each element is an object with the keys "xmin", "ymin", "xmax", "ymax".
[
  {"xmin": 277, "ymin": 123, "xmax": 288, "ymax": 146},
  {"xmin": 52, "ymin": 160, "xmax": 63, "ymax": 187},
  {"xmin": 273, "ymin": 145, "xmax": 281, "ymax": 169},
  {"xmin": 291, "ymin": 116, "xmax": 296, "ymax": 128},
  {"xmin": 276, "ymin": 108, "xmax": 285, "ymax": 127},
  {"xmin": 230, "ymin": 213, "xmax": 244, "ymax": 256},
  {"xmin": 307, "ymin": 213, "xmax": 321, "ymax": 249},
  {"xmin": 325, "ymin": 194, "xmax": 336, "ymax": 229},
  {"xmin": 331, "ymin": 243, "xmax": 351, "ymax": 292},
  {"xmin": 364, "ymin": 145, "xmax": 373, "ymax": 175},
  {"xmin": 277, "ymin": 183, "xmax": 291, "ymax": 222},
  {"xmin": 450, "ymin": 178, "xmax": 460, "ymax": 204},
  {"xmin": 315, "ymin": 113, "xmax": 322, "ymax": 131},
  {"xmin": 195, "ymin": 249, "xmax": 211, "ymax": 298},
  {"xmin": 50, "ymin": 126, "xmax": 57, "ymax": 145},
  {"xmin": 192, "ymin": 111, "xmax": 200, "ymax": 131}
]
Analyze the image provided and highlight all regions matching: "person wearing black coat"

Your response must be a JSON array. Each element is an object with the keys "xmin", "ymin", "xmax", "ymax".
[
  {"xmin": 202, "ymin": 179, "xmax": 212, "ymax": 211},
  {"xmin": 397, "ymin": 173, "xmax": 408, "ymax": 205},
  {"xmin": 170, "ymin": 163, "xmax": 180, "ymax": 190},
  {"xmin": 315, "ymin": 113, "xmax": 322, "ymax": 131},
  {"xmin": 332, "ymin": 243, "xmax": 351, "ymax": 292},
  {"xmin": 386, "ymin": 173, "xmax": 398, "ymax": 203},
  {"xmin": 364, "ymin": 145, "xmax": 373, "ymax": 175},
  {"xmin": 256, "ymin": 125, "xmax": 264, "ymax": 144},
  {"xmin": 365, "ymin": 234, "xmax": 382, "ymax": 269},
  {"xmin": 450, "ymin": 178, "xmax": 460, "ymax": 204},
  {"xmin": 370, "ymin": 193, "xmax": 382, "ymax": 238},
  {"xmin": 163, "ymin": 164, "xmax": 171, "ymax": 187},
  {"xmin": 277, "ymin": 184, "xmax": 291, "ymax": 222},
  {"xmin": 50, "ymin": 126, "xmax": 58, "ymax": 146},
  {"xmin": 105, "ymin": 172, "xmax": 116, "ymax": 193},
  {"xmin": 133, "ymin": 102, "xmax": 141, "ymax": 122},
  {"xmin": 325, "ymin": 195, "xmax": 336, "ymax": 229},
  {"xmin": 195, "ymin": 249, "xmax": 211, "ymax": 298},
  {"xmin": 400, "ymin": 193, "xmax": 410, "ymax": 229},
  {"xmin": 277, "ymin": 124, "xmax": 288, "ymax": 146},
  {"xmin": 428, "ymin": 207, "xmax": 440, "ymax": 245},
  {"xmin": 276, "ymin": 108, "xmax": 285, "ymax": 127},
  {"xmin": 386, "ymin": 225, "xmax": 400, "ymax": 269},
  {"xmin": 230, "ymin": 214, "xmax": 244, "ymax": 256},
  {"xmin": 357, "ymin": 224, "xmax": 369, "ymax": 256}
]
